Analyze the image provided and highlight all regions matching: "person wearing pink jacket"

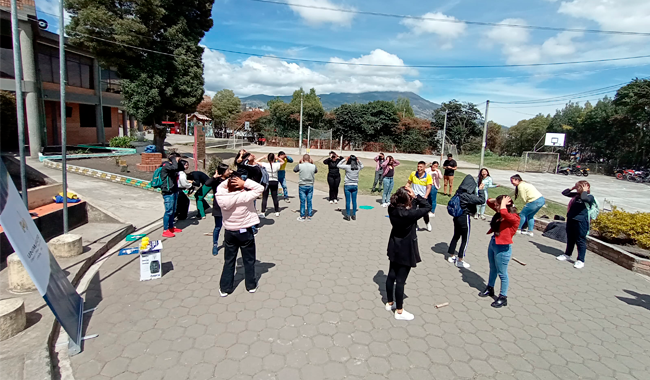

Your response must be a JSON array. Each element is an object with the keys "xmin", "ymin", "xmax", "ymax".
[{"xmin": 216, "ymin": 173, "xmax": 264, "ymax": 296}]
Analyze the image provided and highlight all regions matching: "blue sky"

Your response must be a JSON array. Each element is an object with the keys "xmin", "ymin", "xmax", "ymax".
[{"xmin": 35, "ymin": 0, "xmax": 650, "ymax": 125}]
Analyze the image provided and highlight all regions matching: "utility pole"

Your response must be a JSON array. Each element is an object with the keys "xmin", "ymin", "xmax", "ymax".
[
  {"xmin": 480, "ymin": 100, "xmax": 490, "ymax": 170},
  {"xmin": 60, "ymin": 0, "xmax": 69, "ymax": 233},
  {"xmin": 10, "ymin": 0, "xmax": 28, "ymax": 208},
  {"xmin": 306, "ymin": 126, "xmax": 311, "ymax": 153},
  {"xmin": 439, "ymin": 108, "xmax": 448, "ymax": 165},
  {"xmin": 298, "ymin": 91, "xmax": 304, "ymax": 155}
]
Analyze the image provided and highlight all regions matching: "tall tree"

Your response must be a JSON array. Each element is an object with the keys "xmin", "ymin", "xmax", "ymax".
[
  {"xmin": 196, "ymin": 95, "xmax": 213, "ymax": 117},
  {"xmin": 486, "ymin": 121, "xmax": 505, "ymax": 154},
  {"xmin": 289, "ymin": 88, "xmax": 325, "ymax": 129},
  {"xmin": 212, "ymin": 89, "xmax": 242, "ymax": 132},
  {"xmin": 394, "ymin": 96, "xmax": 415, "ymax": 118},
  {"xmin": 66, "ymin": 0, "xmax": 214, "ymax": 154},
  {"xmin": 363, "ymin": 101, "xmax": 400, "ymax": 142},
  {"xmin": 613, "ymin": 78, "xmax": 650, "ymax": 164},
  {"xmin": 431, "ymin": 100, "xmax": 483, "ymax": 152},
  {"xmin": 503, "ymin": 114, "xmax": 551, "ymax": 156}
]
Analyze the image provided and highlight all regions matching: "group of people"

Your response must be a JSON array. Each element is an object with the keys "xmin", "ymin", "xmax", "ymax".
[{"xmin": 157, "ymin": 149, "xmax": 597, "ymax": 320}]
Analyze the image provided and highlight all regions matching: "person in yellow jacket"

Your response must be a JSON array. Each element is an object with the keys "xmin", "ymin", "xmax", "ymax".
[{"xmin": 510, "ymin": 174, "xmax": 545, "ymax": 236}]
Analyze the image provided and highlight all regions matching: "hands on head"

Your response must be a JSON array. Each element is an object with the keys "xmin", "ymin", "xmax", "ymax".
[{"xmin": 500, "ymin": 195, "xmax": 512, "ymax": 208}]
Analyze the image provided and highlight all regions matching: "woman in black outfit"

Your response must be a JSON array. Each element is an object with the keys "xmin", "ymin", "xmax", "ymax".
[
  {"xmin": 323, "ymin": 151, "xmax": 343, "ymax": 204},
  {"xmin": 385, "ymin": 186, "xmax": 431, "ymax": 321},
  {"xmin": 556, "ymin": 180, "xmax": 595, "ymax": 269},
  {"xmin": 205, "ymin": 163, "xmax": 231, "ymax": 256}
]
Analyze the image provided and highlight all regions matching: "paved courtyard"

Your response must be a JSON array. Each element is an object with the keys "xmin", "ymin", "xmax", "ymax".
[{"xmin": 70, "ymin": 180, "xmax": 650, "ymax": 380}]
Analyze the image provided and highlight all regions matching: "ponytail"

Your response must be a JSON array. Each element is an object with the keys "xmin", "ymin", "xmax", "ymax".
[{"xmin": 510, "ymin": 174, "xmax": 523, "ymax": 200}]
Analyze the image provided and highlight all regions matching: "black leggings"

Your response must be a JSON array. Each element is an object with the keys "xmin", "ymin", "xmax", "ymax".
[
  {"xmin": 262, "ymin": 181, "xmax": 279, "ymax": 212},
  {"xmin": 386, "ymin": 261, "xmax": 411, "ymax": 310},
  {"xmin": 449, "ymin": 214, "xmax": 471, "ymax": 258},
  {"xmin": 327, "ymin": 173, "xmax": 340, "ymax": 201}
]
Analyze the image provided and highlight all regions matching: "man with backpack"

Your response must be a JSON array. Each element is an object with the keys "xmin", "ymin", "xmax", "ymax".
[
  {"xmin": 447, "ymin": 175, "xmax": 485, "ymax": 268},
  {"xmin": 151, "ymin": 153, "xmax": 184, "ymax": 238},
  {"xmin": 406, "ymin": 161, "xmax": 433, "ymax": 231}
]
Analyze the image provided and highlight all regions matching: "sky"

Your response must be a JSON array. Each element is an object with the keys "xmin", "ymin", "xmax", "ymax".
[{"xmin": 34, "ymin": 0, "xmax": 650, "ymax": 126}]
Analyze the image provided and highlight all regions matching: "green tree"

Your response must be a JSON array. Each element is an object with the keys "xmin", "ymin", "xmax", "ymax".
[
  {"xmin": 363, "ymin": 101, "xmax": 400, "ymax": 142},
  {"xmin": 394, "ymin": 96, "xmax": 415, "ymax": 118},
  {"xmin": 289, "ymin": 88, "xmax": 325, "ymax": 129},
  {"xmin": 486, "ymin": 121, "xmax": 505, "ymax": 154},
  {"xmin": 333, "ymin": 103, "xmax": 367, "ymax": 145},
  {"xmin": 613, "ymin": 78, "xmax": 650, "ymax": 164},
  {"xmin": 66, "ymin": 0, "xmax": 214, "ymax": 154},
  {"xmin": 503, "ymin": 114, "xmax": 551, "ymax": 156},
  {"xmin": 267, "ymin": 97, "xmax": 298, "ymax": 137},
  {"xmin": 431, "ymin": 100, "xmax": 483, "ymax": 152},
  {"xmin": 212, "ymin": 89, "xmax": 242, "ymax": 133}
]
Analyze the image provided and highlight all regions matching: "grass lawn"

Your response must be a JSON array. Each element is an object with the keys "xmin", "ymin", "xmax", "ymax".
[
  {"xmin": 459, "ymin": 154, "xmax": 521, "ymax": 171},
  {"xmin": 310, "ymin": 158, "xmax": 567, "ymax": 217}
]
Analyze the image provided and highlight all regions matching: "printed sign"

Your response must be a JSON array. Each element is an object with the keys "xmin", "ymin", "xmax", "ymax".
[
  {"xmin": 140, "ymin": 240, "xmax": 163, "ymax": 281},
  {"xmin": 0, "ymin": 161, "xmax": 83, "ymax": 355}
]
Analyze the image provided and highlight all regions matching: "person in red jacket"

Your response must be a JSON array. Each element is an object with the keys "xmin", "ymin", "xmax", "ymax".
[{"xmin": 479, "ymin": 195, "xmax": 520, "ymax": 308}]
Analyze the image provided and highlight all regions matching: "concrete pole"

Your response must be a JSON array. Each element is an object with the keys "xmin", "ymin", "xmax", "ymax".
[
  {"xmin": 18, "ymin": 20, "xmax": 42, "ymax": 158},
  {"xmin": 306, "ymin": 126, "xmax": 311, "ymax": 153},
  {"xmin": 10, "ymin": 0, "xmax": 28, "ymax": 208},
  {"xmin": 298, "ymin": 91, "xmax": 304, "ymax": 155},
  {"xmin": 59, "ymin": 0, "xmax": 68, "ymax": 234},
  {"xmin": 95, "ymin": 61, "xmax": 105, "ymax": 144},
  {"xmin": 121, "ymin": 110, "xmax": 128, "ymax": 137},
  {"xmin": 479, "ymin": 100, "xmax": 490, "ymax": 169},
  {"xmin": 440, "ymin": 109, "xmax": 448, "ymax": 165}
]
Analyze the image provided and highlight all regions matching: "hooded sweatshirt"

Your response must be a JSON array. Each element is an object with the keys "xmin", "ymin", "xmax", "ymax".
[
  {"xmin": 455, "ymin": 175, "xmax": 486, "ymax": 216},
  {"xmin": 216, "ymin": 179, "xmax": 264, "ymax": 230}
]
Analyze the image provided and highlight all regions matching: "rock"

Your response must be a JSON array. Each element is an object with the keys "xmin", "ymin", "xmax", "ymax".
[
  {"xmin": 7, "ymin": 253, "xmax": 36, "ymax": 292},
  {"xmin": 47, "ymin": 233, "xmax": 83, "ymax": 258},
  {"xmin": 0, "ymin": 298, "xmax": 26, "ymax": 341}
]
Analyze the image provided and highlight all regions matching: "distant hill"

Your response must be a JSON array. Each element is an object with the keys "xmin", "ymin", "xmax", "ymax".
[{"xmin": 240, "ymin": 91, "xmax": 440, "ymax": 119}]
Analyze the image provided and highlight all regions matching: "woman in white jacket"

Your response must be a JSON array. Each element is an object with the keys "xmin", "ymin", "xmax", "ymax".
[
  {"xmin": 215, "ymin": 172, "xmax": 264, "ymax": 296},
  {"xmin": 259, "ymin": 153, "xmax": 283, "ymax": 217}
]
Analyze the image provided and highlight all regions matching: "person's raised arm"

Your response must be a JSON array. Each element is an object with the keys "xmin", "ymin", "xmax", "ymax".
[
  {"xmin": 293, "ymin": 164, "xmax": 300, "ymax": 173},
  {"xmin": 337, "ymin": 159, "xmax": 347, "ymax": 168},
  {"xmin": 286, "ymin": 156, "xmax": 294, "ymax": 163},
  {"xmin": 562, "ymin": 187, "xmax": 578, "ymax": 198},
  {"xmin": 393, "ymin": 159, "xmax": 400, "ymax": 167},
  {"xmin": 374, "ymin": 155, "xmax": 379, "ymax": 162}
]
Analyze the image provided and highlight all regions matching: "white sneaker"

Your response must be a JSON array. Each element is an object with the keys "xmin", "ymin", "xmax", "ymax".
[
  {"xmin": 428, "ymin": 212, "xmax": 435, "ymax": 217},
  {"xmin": 456, "ymin": 260, "xmax": 471, "ymax": 269},
  {"xmin": 297, "ymin": 216, "xmax": 305, "ymax": 222},
  {"xmin": 219, "ymin": 288, "xmax": 229, "ymax": 297},
  {"xmin": 394, "ymin": 310, "xmax": 414, "ymax": 321},
  {"xmin": 474, "ymin": 214, "xmax": 479, "ymax": 219},
  {"xmin": 334, "ymin": 200, "xmax": 338, "ymax": 204},
  {"xmin": 330, "ymin": 200, "xmax": 333, "ymax": 204},
  {"xmin": 447, "ymin": 256, "xmax": 457, "ymax": 264},
  {"xmin": 574, "ymin": 261, "xmax": 585, "ymax": 269},
  {"xmin": 249, "ymin": 284, "xmax": 259, "ymax": 293},
  {"xmin": 516, "ymin": 230, "xmax": 523, "ymax": 235},
  {"xmin": 258, "ymin": 213, "xmax": 265, "ymax": 219},
  {"xmin": 382, "ymin": 203, "xmax": 388, "ymax": 208},
  {"xmin": 525, "ymin": 231, "xmax": 534, "ymax": 237},
  {"xmin": 556, "ymin": 254, "xmax": 569, "ymax": 261},
  {"xmin": 426, "ymin": 223, "xmax": 432, "ymax": 232},
  {"xmin": 385, "ymin": 303, "xmax": 396, "ymax": 311},
  {"xmin": 275, "ymin": 212, "xmax": 280, "ymax": 217}
]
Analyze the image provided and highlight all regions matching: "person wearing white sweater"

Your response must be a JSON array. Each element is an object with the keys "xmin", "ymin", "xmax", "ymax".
[{"xmin": 259, "ymin": 153, "xmax": 283, "ymax": 216}]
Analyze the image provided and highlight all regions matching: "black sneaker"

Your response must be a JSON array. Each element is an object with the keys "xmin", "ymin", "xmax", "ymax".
[
  {"xmin": 351, "ymin": 215, "xmax": 356, "ymax": 221},
  {"xmin": 343, "ymin": 215, "xmax": 351, "ymax": 221}
]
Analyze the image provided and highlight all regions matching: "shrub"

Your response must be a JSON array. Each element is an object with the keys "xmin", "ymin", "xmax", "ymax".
[
  {"xmin": 206, "ymin": 155, "xmax": 223, "ymax": 176},
  {"xmin": 592, "ymin": 209, "xmax": 650, "ymax": 249},
  {"xmin": 109, "ymin": 136, "xmax": 136, "ymax": 148}
]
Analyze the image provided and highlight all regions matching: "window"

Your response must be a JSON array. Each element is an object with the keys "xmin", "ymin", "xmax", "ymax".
[
  {"xmin": 0, "ymin": 35, "xmax": 15, "ymax": 79},
  {"xmin": 37, "ymin": 44, "xmax": 94, "ymax": 89},
  {"xmin": 103, "ymin": 107, "xmax": 112, "ymax": 128},
  {"xmin": 101, "ymin": 68, "xmax": 121, "ymax": 93},
  {"xmin": 79, "ymin": 104, "xmax": 96, "ymax": 128}
]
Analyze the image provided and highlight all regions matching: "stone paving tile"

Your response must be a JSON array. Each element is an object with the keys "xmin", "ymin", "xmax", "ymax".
[{"xmin": 70, "ymin": 180, "xmax": 650, "ymax": 379}]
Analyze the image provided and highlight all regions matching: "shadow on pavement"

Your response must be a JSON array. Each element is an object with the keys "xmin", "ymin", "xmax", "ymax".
[
  {"xmin": 373, "ymin": 270, "xmax": 388, "ymax": 303},
  {"xmin": 233, "ymin": 259, "xmax": 276, "ymax": 290},
  {"xmin": 431, "ymin": 242, "xmax": 449, "ymax": 258},
  {"xmin": 162, "ymin": 262, "xmax": 174, "ymax": 276},
  {"xmin": 531, "ymin": 241, "xmax": 565, "ymax": 258},
  {"xmin": 458, "ymin": 267, "xmax": 486, "ymax": 292},
  {"xmin": 616, "ymin": 290, "xmax": 650, "ymax": 311}
]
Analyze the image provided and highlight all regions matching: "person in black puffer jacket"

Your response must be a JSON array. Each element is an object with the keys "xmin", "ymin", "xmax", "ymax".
[{"xmin": 447, "ymin": 175, "xmax": 485, "ymax": 268}]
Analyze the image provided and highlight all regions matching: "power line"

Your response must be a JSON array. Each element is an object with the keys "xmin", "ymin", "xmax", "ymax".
[
  {"xmin": 492, "ymin": 96, "xmax": 612, "ymax": 109},
  {"xmin": 249, "ymin": 0, "xmax": 650, "ymax": 37}
]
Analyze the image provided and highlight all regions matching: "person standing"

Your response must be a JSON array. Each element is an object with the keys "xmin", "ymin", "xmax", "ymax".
[
  {"xmin": 510, "ymin": 175, "xmax": 545, "ymax": 236},
  {"xmin": 205, "ymin": 163, "xmax": 231, "ymax": 256},
  {"xmin": 425, "ymin": 161, "xmax": 442, "ymax": 217},
  {"xmin": 372, "ymin": 153, "xmax": 386, "ymax": 193},
  {"xmin": 406, "ymin": 161, "xmax": 433, "ymax": 231},
  {"xmin": 277, "ymin": 151, "xmax": 293, "ymax": 203},
  {"xmin": 447, "ymin": 175, "xmax": 486, "ymax": 268},
  {"xmin": 176, "ymin": 160, "xmax": 193, "ymax": 221},
  {"xmin": 385, "ymin": 187, "xmax": 431, "ymax": 320},
  {"xmin": 216, "ymin": 173, "xmax": 264, "ymax": 296},
  {"xmin": 259, "ymin": 153, "xmax": 282, "ymax": 217},
  {"xmin": 476, "ymin": 168, "xmax": 499, "ymax": 220},
  {"xmin": 323, "ymin": 151, "xmax": 344, "ymax": 204},
  {"xmin": 381, "ymin": 156, "xmax": 400, "ymax": 207},
  {"xmin": 556, "ymin": 181, "xmax": 595, "ymax": 269},
  {"xmin": 480, "ymin": 195, "xmax": 520, "ymax": 308},
  {"xmin": 442, "ymin": 154, "xmax": 458, "ymax": 196},
  {"xmin": 187, "ymin": 170, "xmax": 211, "ymax": 219},
  {"xmin": 337, "ymin": 155, "xmax": 364, "ymax": 221},
  {"xmin": 293, "ymin": 154, "xmax": 318, "ymax": 221},
  {"xmin": 160, "ymin": 153, "xmax": 182, "ymax": 238}
]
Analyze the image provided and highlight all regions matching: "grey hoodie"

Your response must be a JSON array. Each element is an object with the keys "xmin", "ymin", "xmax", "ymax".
[{"xmin": 337, "ymin": 159, "xmax": 364, "ymax": 186}]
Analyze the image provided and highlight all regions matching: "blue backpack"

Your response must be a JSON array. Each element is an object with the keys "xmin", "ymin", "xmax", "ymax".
[{"xmin": 447, "ymin": 194, "xmax": 463, "ymax": 217}]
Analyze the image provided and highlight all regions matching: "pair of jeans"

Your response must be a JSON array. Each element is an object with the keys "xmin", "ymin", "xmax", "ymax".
[
  {"xmin": 477, "ymin": 189, "xmax": 488, "ymax": 216},
  {"xmin": 262, "ymin": 181, "xmax": 280, "ymax": 213},
  {"xmin": 212, "ymin": 216, "xmax": 223, "ymax": 256},
  {"xmin": 372, "ymin": 171, "xmax": 383, "ymax": 191},
  {"xmin": 277, "ymin": 171, "xmax": 288, "ymax": 199},
  {"xmin": 298, "ymin": 186, "xmax": 313, "ymax": 218},
  {"xmin": 344, "ymin": 185, "xmax": 358, "ymax": 217},
  {"xmin": 487, "ymin": 236, "xmax": 512, "ymax": 296},
  {"xmin": 449, "ymin": 214, "xmax": 471, "ymax": 258},
  {"xmin": 518, "ymin": 197, "xmax": 546, "ymax": 231},
  {"xmin": 427, "ymin": 186, "xmax": 438, "ymax": 214},
  {"xmin": 381, "ymin": 177, "xmax": 394, "ymax": 204},
  {"xmin": 162, "ymin": 193, "xmax": 178, "ymax": 230},
  {"xmin": 386, "ymin": 261, "xmax": 411, "ymax": 310},
  {"xmin": 327, "ymin": 173, "xmax": 341, "ymax": 201},
  {"xmin": 220, "ymin": 228, "xmax": 257, "ymax": 293},
  {"xmin": 565, "ymin": 218, "xmax": 589, "ymax": 262},
  {"xmin": 195, "ymin": 184, "xmax": 211, "ymax": 218}
]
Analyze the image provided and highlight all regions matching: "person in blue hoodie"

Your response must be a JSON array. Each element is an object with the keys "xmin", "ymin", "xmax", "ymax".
[{"xmin": 447, "ymin": 175, "xmax": 485, "ymax": 268}]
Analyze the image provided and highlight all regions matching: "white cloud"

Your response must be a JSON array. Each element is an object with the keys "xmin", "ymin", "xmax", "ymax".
[
  {"xmin": 202, "ymin": 48, "xmax": 422, "ymax": 97},
  {"xmin": 401, "ymin": 12, "xmax": 467, "ymax": 38},
  {"xmin": 286, "ymin": 0, "xmax": 355, "ymax": 26},
  {"xmin": 558, "ymin": 0, "xmax": 650, "ymax": 33}
]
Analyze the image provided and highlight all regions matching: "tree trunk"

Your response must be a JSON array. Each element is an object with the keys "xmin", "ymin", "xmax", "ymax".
[{"xmin": 153, "ymin": 124, "xmax": 167, "ymax": 157}]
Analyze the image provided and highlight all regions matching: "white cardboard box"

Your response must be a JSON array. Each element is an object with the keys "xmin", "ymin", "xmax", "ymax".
[{"xmin": 139, "ymin": 240, "xmax": 163, "ymax": 281}]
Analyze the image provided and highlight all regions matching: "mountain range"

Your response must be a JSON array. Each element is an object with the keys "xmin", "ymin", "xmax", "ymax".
[{"xmin": 240, "ymin": 91, "xmax": 440, "ymax": 119}]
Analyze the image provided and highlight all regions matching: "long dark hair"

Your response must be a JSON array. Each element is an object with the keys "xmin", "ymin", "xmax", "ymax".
[
  {"xmin": 511, "ymin": 174, "xmax": 523, "ymax": 200},
  {"xmin": 390, "ymin": 187, "xmax": 411, "ymax": 209},
  {"xmin": 478, "ymin": 168, "xmax": 490, "ymax": 187},
  {"xmin": 490, "ymin": 195, "xmax": 518, "ymax": 236},
  {"xmin": 348, "ymin": 155, "xmax": 359, "ymax": 170},
  {"xmin": 267, "ymin": 153, "xmax": 276, "ymax": 174}
]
